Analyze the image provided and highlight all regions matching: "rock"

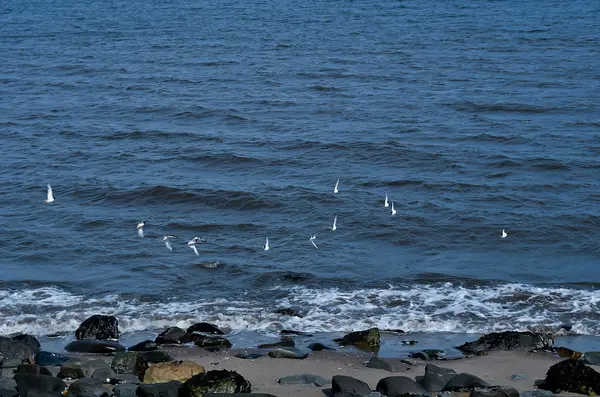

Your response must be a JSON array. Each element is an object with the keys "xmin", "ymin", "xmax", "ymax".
[
  {"xmin": 59, "ymin": 359, "xmax": 111, "ymax": 379},
  {"xmin": 332, "ymin": 375, "xmax": 371, "ymax": 396},
  {"xmin": 111, "ymin": 374, "xmax": 141, "ymax": 385},
  {"xmin": 154, "ymin": 327, "xmax": 191, "ymax": 345},
  {"xmin": 114, "ymin": 383, "xmax": 138, "ymax": 397},
  {"xmin": 0, "ymin": 334, "xmax": 41, "ymax": 362},
  {"xmin": 470, "ymin": 387, "xmax": 519, "ymax": 397},
  {"xmin": 111, "ymin": 352, "xmax": 149, "ymax": 377},
  {"xmin": 16, "ymin": 364, "xmax": 53, "ymax": 376},
  {"xmin": 75, "ymin": 315, "xmax": 120, "ymax": 340},
  {"xmin": 14, "ymin": 373, "xmax": 67, "ymax": 395},
  {"xmin": 64, "ymin": 340, "xmax": 126, "ymax": 354},
  {"xmin": 267, "ymin": 348, "xmax": 309, "ymax": 359},
  {"xmin": 510, "ymin": 374, "xmax": 528, "ymax": 381},
  {"xmin": 137, "ymin": 381, "xmax": 181, "ymax": 397},
  {"xmin": 194, "ymin": 337, "xmax": 232, "ymax": 350},
  {"xmin": 92, "ymin": 368, "xmax": 117, "ymax": 383},
  {"xmin": 556, "ymin": 347, "xmax": 583, "ymax": 359},
  {"xmin": 234, "ymin": 352, "xmax": 263, "ymax": 360},
  {"xmin": 178, "ymin": 370, "xmax": 251, "ymax": 397},
  {"xmin": 186, "ymin": 323, "xmax": 224, "ymax": 335},
  {"xmin": 278, "ymin": 374, "xmax": 329, "ymax": 386},
  {"xmin": 521, "ymin": 390, "xmax": 553, "ymax": 397},
  {"xmin": 375, "ymin": 376, "xmax": 428, "ymax": 397},
  {"xmin": 257, "ymin": 340, "xmax": 294, "ymax": 349},
  {"xmin": 418, "ymin": 364, "xmax": 456, "ymax": 392},
  {"xmin": 409, "ymin": 350, "xmax": 445, "ymax": 360},
  {"xmin": 143, "ymin": 361, "xmax": 205, "ymax": 384},
  {"xmin": 537, "ymin": 358, "xmax": 600, "ymax": 395},
  {"xmin": 67, "ymin": 378, "xmax": 110, "ymax": 397},
  {"xmin": 140, "ymin": 351, "xmax": 173, "ymax": 364},
  {"xmin": 333, "ymin": 328, "xmax": 380, "ymax": 348},
  {"xmin": 275, "ymin": 307, "xmax": 305, "ymax": 318},
  {"xmin": 443, "ymin": 373, "xmax": 491, "ymax": 391},
  {"xmin": 35, "ymin": 351, "xmax": 70, "ymax": 366},
  {"xmin": 583, "ymin": 351, "xmax": 600, "ymax": 365},
  {"xmin": 128, "ymin": 341, "xmax": 157, "ymax": 352},
  {"xmin": 457, "ymin": 331, "xmax": 553, "ymax": 354},
  {"xmin": 307, "ymin": 342, "xmax": 334, "ymax": 351},
  {"xmin": 366, "ymin": 357, "xmax": 411, "ymax": 372}
]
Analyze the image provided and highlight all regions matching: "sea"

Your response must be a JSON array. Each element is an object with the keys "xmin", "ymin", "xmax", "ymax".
[{"xmin": 1, "ymin": 0, "xmax": 600, "ymax": 354}]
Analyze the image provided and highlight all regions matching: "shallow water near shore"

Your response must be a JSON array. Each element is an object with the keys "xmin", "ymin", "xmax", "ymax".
[{"xmin": 1, "ymin": 0, "xmax": 599, "ymax": 338}]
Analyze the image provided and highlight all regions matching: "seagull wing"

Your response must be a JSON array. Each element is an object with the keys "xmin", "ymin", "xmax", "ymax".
[
  {"xmin": 191, "ymin": 245, "xmax": 199, "ymax": 256},
  {"xmin": 138, "ymin": 228, "xmax": 144, "ymax": 238},
  {"xmin": 333, "ymin": 215, "xmax": 337, "ymax": 229},
  {"xmin": 165, "ymin": 240, "xmax": 172, "ymax": 251},
  {"xmin": 47, "ymin": 184, "xmax": 53, "ymax": 201},
  {"xmin": 311, "ymin": 240, "xmax": 318, "ymax": 249}
]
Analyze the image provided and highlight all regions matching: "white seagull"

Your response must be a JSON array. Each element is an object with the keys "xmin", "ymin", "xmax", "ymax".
[
  {"xmin": 187, "ymin": 237, "xmax": 206, "ymax": 246},
  {"xmin": 189, "ymin": 245, "xmax": 199, "ymax": 256},
  {"xmin": 333, "ymin": 178, "xmax": 339, "ymax": 194},
  {"xmin": 501, "ymin": 229, "xmax": 507, "ymax": 238},
  {"xmin": 331, "ymin": 215, "xmax": 337, "ymax": 231},
  {"xmin": 44, "ymin": 184, "xmax": 55, "ymax": 204},
  {"xmin": 391, "ymin": 202, "xmax": 396, "ymax": 216},
  {"xmin": 162, "ymin": 234, "xmax": 176, "ymax": 251},
  {"xmin": 263, "ymin": 237, "xmax": 270, "ymax": 251},
  {"xmin": 309, "ymin": 234, "xmax": 318, "ymax": 249},
  {"xmin": 137, "ymin": 220, "xmax": 145, "ymax": 238},
  {"xmin": 384, "ymin": 194, "xmax": 389, "ymax": 208}
]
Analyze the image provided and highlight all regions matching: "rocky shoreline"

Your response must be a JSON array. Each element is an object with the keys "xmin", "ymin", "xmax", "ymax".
[{"xmin": 1, "ymin": 315, "xmax": 600, "ymax": 397}]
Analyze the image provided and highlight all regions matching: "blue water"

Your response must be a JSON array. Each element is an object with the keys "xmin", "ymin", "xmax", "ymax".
[{"xmin": 1, "ymin": 0, "xmax": 600, "ymax": 340}]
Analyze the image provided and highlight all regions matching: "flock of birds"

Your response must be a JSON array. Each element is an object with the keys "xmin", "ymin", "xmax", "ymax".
[{"xmin": 43, "ymin": 179, "xmax": 508, "ymax": 256}]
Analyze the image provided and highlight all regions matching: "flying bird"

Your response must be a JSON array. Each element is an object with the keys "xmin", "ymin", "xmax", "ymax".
[
  {"xmin": 501, "ymin": 229, "xmax": 507, "ymax": 238},
  {"xmin": 331, "ymin": 215, "xmax": 337, "ymax": 231},
  {"xmin": 384, "ymin": 194, "xmax": 389, "ymax": 208},
  {"xmin": 263, "ymin": 237, "xmax": 270, "ymax": 251},
  {"xmin": 187, "ymin": 237, "xmax": 206, "ymax": 246},
  {"xmin": 391, "ymin": 202, "xmax": 396, "ymax": 216},
  {"xmin": 333, "ymin": 178, "xmax": 339, "ymax": 194},
  {"xmin": 309, "ymin": 234, "xmax": 318, "ymax": 249},
  {"xmin": 44, "ymin": 184, "xmax": 54, "ymax": 204},
  {"xmin": 162, "ymin": 235, "xmax": 176, "ymax": 251},
  {"xmin": 136, "ymin": 220, "xmax": 145, "ymax": 238}
]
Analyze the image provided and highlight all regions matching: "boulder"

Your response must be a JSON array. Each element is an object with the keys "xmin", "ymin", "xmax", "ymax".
[
  {"xmin": 470, "ymin": 387, "xmax": 519, "ymax": 397},
  {"xmin": 128, "ymin": 341, "xmax": 157, "ymax": 352},
  {"xmin": 332, "ymin": 375, "xmax": 371, "ymax": 396},
  {"xmin": 267, "ymin": 348, "xmax": 308, "ymax": 359},
  {"xmin": 443, "ymin": 373, "xmax": 491, "ymax": 391},
  {"xmin": 457, "ymin": 331, "xmax": 553, "ymax": 354},
  {"xmin": 178, "ymin": 370, "xmax": 251, "ymax": 397},
  {"xmin": 16, "ymin": 364, "xmax": 53, "ymax": 376},
  {"xmin": 194, "ymin": 337, "xmax": 232, "ymax": 350},
  {"xmin": 583, "ymin": 351, "xmax": 600, "ymax": 365},
  {"xmin": 409, "ymin": 350, "xmax": 445, "ymax": 360},
  {"xmin": 92, "ymin": 367, "xmax": 117, "ymax": 383},
  {"xmin": 137, "ymin": 381, "xmax": 181, "ymax": 397},
  {"xmin": 112, "ymin": 374, "xmax": 141, "ymax": 385},
  {"xmin": 67, "ymin": 378, "xmax": 110, "ymax": 397},
  {"xmin": 234, "ymin": 352, "xmax": 263, "ymax": 360},
  {"xmin": 278, "ymin": 374, "xmax": 329, "ymax": 386},
  {"xmin": 35, "ymin": 351, "xmax": 70, "ymax": 366},
  {"xmin": 14, "ymin": 373, "xmax": 67, "ymax": 395},
  {"xmin": 0, "ymin": 334, "xmax": 41, "ymax": 362},
  {"xmin": 537, "ymin": 359, "xmax": 600, "ymax": 395},
  {"xmin": 114, "ymin": 383, "xmax": 138, "ymax": 397},
  {"xmin": 307, "ymin": 342, "xmax": 334, "ymax": 351},
  {"xmin": 186, "ymin": 323, "xmax": 224, "ymax": 335},
  {"xmin": 140, "ymin": 351, "xmax": 173, "ymax": 364},
  {"xmin": 417, "ymin": 364, "xmax": 456, "ymax": 392},
  {"xmin": 111, "ymin": 352, "xmax": 148, "ymax": 377},
  {"xmin": 143, "ymin": 361, "xmax": 205, "ymax": 384},
  {"xmin": 154, "ymin": 327, "xmax": 190, "ymax": 345},
  {"xmin": 64, "ymin": 340, "xmax": 126, "ymax": 354},
  {"xmin": 333, "ymin": 328, "xmax": 380, "ymax": 348},
  {"xmin": 366, "ymin": 357, "xmax": 411, "ymax": 372},
  {"xmin": 75, "ymin": 315, "xmax": 120, "ymax": 340},
  {"xmin": 257, "ymin": 340, "xmax": 294, "ymax": 349},
  {"xmin": 59, "ymin": 359, "xmax": 111, "ymax": 379},
  {"xmin": 275, "ymin": 307, "xmax": 306, "ymax": 318},
  {"xmin": 375, "ymin": 376, "xmax": 428, "ymax": 397},
  {"xmin": 555, "ymin": 347, "xmax": 582, "ymax": 359}
]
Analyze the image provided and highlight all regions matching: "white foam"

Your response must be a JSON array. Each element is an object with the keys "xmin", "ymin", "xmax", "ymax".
[{"xmin": 0, "ymin": 283, "xmax": 599, "ymax": 337}]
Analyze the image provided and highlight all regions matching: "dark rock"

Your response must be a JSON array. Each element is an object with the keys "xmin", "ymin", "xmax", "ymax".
[
  {"xmin": 194, "ymin": 337, "xmax": 232, "ymax": 350},
  {"xmin": 583, "ymin": 351, "xmax": 600, "ymax": 365},
  {"xmin": 275, "ymin": 307, "xmax": 305, "ymax": 318},
  {"xmin": 0, "ymin": 334, "xmax": 41, "ymax": 362},
  {"xmin": 278, "ymin": 374, "xmax": 329, "ymax": 386},
  {"xmin": 334, "ymin": 328, "xmax": 380, "ymax": 348},
  {"xmin": 128, "ymin": 341, "xmax": 158, "ymax": 352},
  {"xmin": 510, "ymin": 374, "xmax": 528, "ymax": 381},
  {"xmin": 376, "ymin": 376, "xmax": 428, "ymax": 397},
  {"xmin": 417, "ymin": 364, "xmax": 456, "ymax": 392},
  {"xmin": 60, "ymin": 359, "xmax": 111, "ymax": 379},
  {"xmin": 307, "ymin": 342, "xmax": 334, "ymax": 351},
  {"xmin": 267, "ymin": 348, "xmax": 308, "ymax": 359},
  {"xmin": 140, "ymin": 351, "xmax": 173, "ymax": 364},
  {"xmin": 401, "ymin": 340, "xmax": 418, "ymax": 346},
  {"xmin": 16, "ymin": 364, "xmax": 53, "ymax": 377},
  {"xmin": 111, "ymin": 352, "xmax": 149, "ymax": 377},
  {"xmin": 457, "ymin": 331, "xmax": 553, "ymax": 354},
  {"xmin": 155, "ymin": 327, "xmax": 191, "ymax": 345},
  {"xmin": 234, "ymin": 352, "xmax": 263, "ymax": 360},
  {"xmin": 137, "ymin": 381, "xmax": 181, "ymax": 397},
  {"xmin": 257, "ymin": 340, "xmax": 294, "ymax": 349},
  {"xmin": 92, "ymin": 368, "xmax": 117, "ymax": 383},
  {"xmin": 470, "ymin": 386, "xmax": 519, "ymax": 397},
  {"xmin": 179, "ymin": 370, "xmax": 251, "ymax": 397},
  {"xmin": 366, "ymin": 357, "xmax": 411, "ymax": 372},
  {"xmin": 409, "ymin": 350, "xmax": 445, "ymax": 361},
  {"xmin": 75, "ymin": 315, "xmax": 120, "ymax": 341},
  {"xmin": 114, "ymin": 383, "xmax": 138, "ymax": 397},
  {"xmin": 35, "ymin": 351, "xmax": 70, "ymax": 366},
  {"xmin": 443, "ymin": 373, "xmax": 491, "ymax": 391},
  {"xmin": 14, "ymin": 373, "xmax": 67, "ymax": 395},
  {"xmin": 555, "ymin": 347, "xmax": 583, "ymax": 359},
  {"xmin": 186, "ymin": 323, "xmax": 224, "ymax": 335},
  {"xmin": 332, "ymin": 375, "xmax": 371, "ymax": 396},
  {"xmin": 538, "ymin": 358, "xmax": 600, "ymax": 396},
  {"xmin": 67, "ymin": 378, "xmax": 110, "ymax": 397},
  {"xmin": 521, "ymin": 391, "xmax": 553, "ymax": 397},
  {"xmin": 64, "ymin": 340, "xmax": 126, "ymax": 354},
  {"xmin": 111, "ymin": 374, "xmax": 141, "ymax": 385}
]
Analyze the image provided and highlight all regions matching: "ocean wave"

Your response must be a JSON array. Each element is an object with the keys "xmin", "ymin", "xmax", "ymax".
[{"xmin": 448, "ymin": 101, "xmax": 560, "ymax": 114}]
